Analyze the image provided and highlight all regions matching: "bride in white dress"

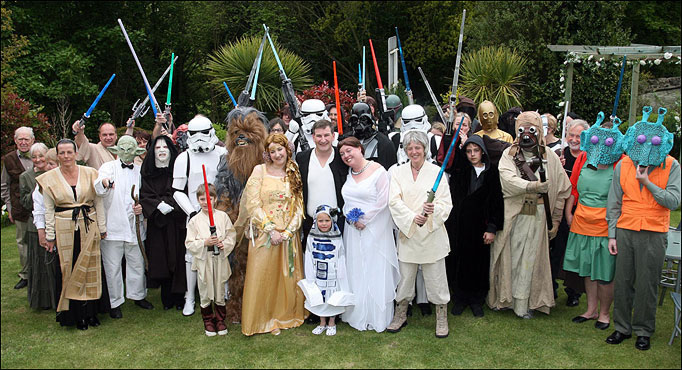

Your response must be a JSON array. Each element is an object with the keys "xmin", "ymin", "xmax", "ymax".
[{"xmin": 337, "ymin": 137, "xmax": 399, "ymax": 332}]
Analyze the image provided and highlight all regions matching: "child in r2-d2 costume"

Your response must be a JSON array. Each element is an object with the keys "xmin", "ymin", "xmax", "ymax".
[
  {"xmin": 297, "ymin": 205, "xmax": 354, "ymax": 336},
  {"xmin": 185, "ymin": 184, "xmax": 236, "ymax": 337}
]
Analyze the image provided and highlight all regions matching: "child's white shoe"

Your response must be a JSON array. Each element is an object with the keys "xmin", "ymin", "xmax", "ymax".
[
  {"xmin": 205, "ymin": 330, "xmax": 217, "ymax": 337},
  {"xmin": 325, "ymin": 325, "xmax": 337, "ymax": 336},
  {"xmin": 312, "ymin": 325, "xmax": 327, "ymax": 335}
]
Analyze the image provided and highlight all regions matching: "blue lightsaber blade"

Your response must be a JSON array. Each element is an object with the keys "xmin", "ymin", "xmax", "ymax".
[
  {"xmin": 223, "ymin": 81, "xmax": 237, "ymax": 107},
  {"xmin": 85, "ymin": 74, "xmax": 116, "ymax": 118},
  {"xmin": 250, "ymin": 47, "xmax": 263, "ymax": 100},
  {"xmin": 362, "ymin": 46, "xmax": 366, "ymax": 91},
  {"xmin": 395, "ymin": 27, "xmax": 411, "ymax": 91},
  {"xmin": 145, "ymin": 83, "xmax": 158, "ymax": 116},
  {"xmin": 432, "ymin": 115, "xmax": 466, "ymax": 193},
  {"xmin": 358, "ymin": 63, "xmax": 362, "ymax": 83},
  {"xmin": 611, "ymin": 55, "xmax": 627, "ymax": 119},
  {"xmin": 264, "ymin": 24, "xmax": 286, "ymax": 79}
]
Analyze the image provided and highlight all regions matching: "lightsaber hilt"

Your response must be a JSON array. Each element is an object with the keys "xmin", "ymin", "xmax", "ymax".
[
  {"xmin": 73, "ymin": 114, "xmax": 88, "ymax": 135},
  {"xmin": 163, "ymin": 104, "xmax": 171, "ymax": 132},
  {"xmin": 210, "ymin": 225, "xmax": 219, "ymax": 255},
  {"xmin": 418, "ymin": 190, "xmax": 436, "ymax": 228}
]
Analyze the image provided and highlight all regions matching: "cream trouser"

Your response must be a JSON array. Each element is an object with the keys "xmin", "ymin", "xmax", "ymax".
[{"xmin": 396, "ymin": 258, "xmax": 450, "ymax": 305}]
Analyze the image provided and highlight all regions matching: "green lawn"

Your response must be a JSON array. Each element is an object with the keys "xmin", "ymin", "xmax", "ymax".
[{"xmin": 1, "ymin": 219, "xmax": 680, "ymax": 369}]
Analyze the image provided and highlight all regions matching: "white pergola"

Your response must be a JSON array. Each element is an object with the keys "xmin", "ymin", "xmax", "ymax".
[{"xmin": 547, "ymin": 44, "xmax": 681, "ymax": 125}]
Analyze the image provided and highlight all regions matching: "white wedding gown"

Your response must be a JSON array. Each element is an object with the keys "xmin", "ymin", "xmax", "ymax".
[{"xmin": 341, "ymin": 166, "xmax": 400, "ymax": 332}]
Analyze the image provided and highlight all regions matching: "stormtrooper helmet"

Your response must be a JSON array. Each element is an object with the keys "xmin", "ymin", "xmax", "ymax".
[
  {"xmin": 400, "ymin": 104, "xmax": 430, "ymax": 133},
  {"xmin": 186, "ymin": 115, "xmax": 218, "ymax": 153},
  {"xmin": 300, "ymin": 99, "xmax": 329, "ymax": 135}
]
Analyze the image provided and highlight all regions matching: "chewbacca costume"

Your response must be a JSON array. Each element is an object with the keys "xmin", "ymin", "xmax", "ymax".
[{"xmin": 214, "ymin": 107, "xmax": 268, "ymax": 323}]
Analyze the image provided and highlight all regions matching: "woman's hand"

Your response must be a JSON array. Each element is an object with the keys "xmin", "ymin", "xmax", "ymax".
[
  {"xmin": 413, "ymin": 214, "xmax": 427, "ymax": 226},
  {"xmin": 354, "ymin": 221, "xmax": 366, "ymax": 231},
  {"xmin": 270, "ymin": 230, "xmax": 284, "ymax": 245},
  {"xmin": 46, "ymin": 239, "xmax": 56, "ymax": 253},
  {"xmin": 38, "ymin": 229, "xmax": 47, "ymax": 249},
  {"xmin": 483, "ymin": 232, "xmax": 495, "ymax": 245},
  {"xmin": 422, "ymin": 202, "xmax": 434, "ymax": 215},
  {"xmin": 608, "ymin": 238, "xmax": 617, "ymax": 255}
]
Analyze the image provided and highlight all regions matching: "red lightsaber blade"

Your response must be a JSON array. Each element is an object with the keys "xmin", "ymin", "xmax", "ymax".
[
  {"xmin": 333, "ymin": 61, "xmax": 343, "ymax": 135},
  {"xmin": 368, "ymin": 39, "xmax": 383, "ymax": 89},
  {"xmin": 202, "ymin": 164, "xmax": 219, "ymax": 255}
]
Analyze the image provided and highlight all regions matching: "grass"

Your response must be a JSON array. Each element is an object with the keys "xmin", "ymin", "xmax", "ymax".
[{"xmin": 1, "ymin": 215, "xmax": 681, "ymax": 369}]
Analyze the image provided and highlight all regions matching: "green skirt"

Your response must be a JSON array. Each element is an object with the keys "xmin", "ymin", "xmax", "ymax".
[
  {"xmin": 563, "ymin": 232, "xmax": 615, "ymax": 282},
  {"xmin": 26, "ymin": 231, "xmax": 60, "ymax": 310}
]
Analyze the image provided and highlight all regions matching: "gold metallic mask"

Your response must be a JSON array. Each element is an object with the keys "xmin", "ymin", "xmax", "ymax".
[{"xmin": 478, "ymin": 100, "xmax": 499, "ymax": 131}]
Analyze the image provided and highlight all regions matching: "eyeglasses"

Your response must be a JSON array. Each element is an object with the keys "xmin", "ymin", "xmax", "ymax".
[{"xmin": 271, "ymin": 128, "xmax": 284, "ymax": 133}]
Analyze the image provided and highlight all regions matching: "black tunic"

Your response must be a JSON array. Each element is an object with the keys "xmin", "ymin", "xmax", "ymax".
[
  {"xmin": 439, "ymin": 135, "xmax": 505, "ymax": 305},
  {"xmin": 140, "ymin": 136, "xmax": 187, "ymax": 294}
]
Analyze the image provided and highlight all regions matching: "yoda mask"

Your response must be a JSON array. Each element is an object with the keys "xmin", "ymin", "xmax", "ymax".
[{"xmin": 108, "ymin": 135, "xmax": 146, "ymax": 164}]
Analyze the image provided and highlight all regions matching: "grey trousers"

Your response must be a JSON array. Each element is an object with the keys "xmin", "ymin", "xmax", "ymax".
[{"xmin": 613, "ymin": 228, "xmax": 667, "ymax": 337}]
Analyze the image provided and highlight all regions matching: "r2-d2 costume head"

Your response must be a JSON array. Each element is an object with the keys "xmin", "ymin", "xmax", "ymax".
[
  {"xmin": 300, "ymin": 99, "xmax": 329, "ymax": 136},
  {"xmin": 186, "ymin": 114, "xmax": 219, "ymax": 153},
  {"xmin": 400, "ymin": 104, "xmax": 430, "ymax": 133}
]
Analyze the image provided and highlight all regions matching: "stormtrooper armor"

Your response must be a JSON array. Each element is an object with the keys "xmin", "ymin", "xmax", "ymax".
[
  {"xmin": 186, "ymin": 115, "xmax": 219, "ymax": 154},
  {"xmin": 171, "ymin": 114, "xmax": 227, "ymax": 316},
  {"xmin": 389, "ymin": 104, "xmax": 437, "ymax": 164}
]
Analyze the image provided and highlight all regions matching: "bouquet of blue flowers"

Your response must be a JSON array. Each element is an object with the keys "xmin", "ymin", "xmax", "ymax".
[{"xmin": 346, "ymin": 207, "xmax": 365, "ymax": 224}]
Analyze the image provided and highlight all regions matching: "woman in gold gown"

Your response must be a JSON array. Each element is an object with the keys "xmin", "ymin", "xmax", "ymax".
[{"xmin": 241, "ymin": 133, "xmax": 306, "ymax": 335}]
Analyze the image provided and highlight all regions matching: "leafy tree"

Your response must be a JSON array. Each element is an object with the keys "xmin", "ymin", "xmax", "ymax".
[
  {"xmin": 1, "ymin": 92, "xmax": 50, "ymax": 153},
  {"xmin": 205, "ymin": 34, "xmax": 313, "ymax": 114},
  {"xmin": 1, "ymin": 2, "xmax": 29, "ymax": 90}
]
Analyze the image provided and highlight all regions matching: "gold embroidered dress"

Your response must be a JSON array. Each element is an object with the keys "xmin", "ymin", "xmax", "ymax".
[{"xmin": 241, "ymin": 164, "xmax": 306, "ymax": 335}]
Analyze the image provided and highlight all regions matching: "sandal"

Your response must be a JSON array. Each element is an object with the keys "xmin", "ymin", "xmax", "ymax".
[
  {"xmin": 326, "ymin": 325, "xmax": 337, "ymax": 336},
  {"xmin": 312, "ymin": 325, "xmax": 327, "ymax": 335}
]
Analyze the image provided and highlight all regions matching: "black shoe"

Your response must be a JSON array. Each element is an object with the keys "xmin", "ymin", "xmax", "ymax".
[
  {"xmin": 566, "ymin": 296, "xmax": 580, "ymax": 307},
  {"xmin": 134, "ymin": 299, "xmax": 154, "ymax": 310},
  {"xmin": 164, "ymin": 304, "xmax": 173, "ymax": 310},
  {"xmin": 635, "ymin": 336, "xmax": 650, "ymax": 351},
  {"xmin": 110, "ymin": 306, "xmax": 123, "ymax": 319},
  {"xmin": 305, "ymin": 315, "xmax": 320, "ymax": 324},
  {"xmin": 76, "ymin": 319, "xmax": 88, "ymax": 330},
  {"xmin": 14, "ymin": 279, "xmax": 28, "ymax": 289},
  {"xmin": 572, "ymin": 315, "xmax": 595, "ymax": 323},
  {"xmin": 594, "ymin": 321, "xmax": 610, "ymax": 330},
  {"xmin": 418, "ymin": 303, "xmax": 432, "ymax": 316},
  {"xmin": 176, "ymin": 303, "xmax": 184, "ymax": 311},
  {"xmin": 406, "ymin": 304, "xmax": 413, "ymax": 317},
  {"xmin": 470, "ymin": 304, "xmax": 484, "ymax": 317},
  {"xmin": 88, "ymin": 316, "xmax": 101, "ymax": 327},
  {"xmin": 605, "ymin": 331, "xmax": 632, "ymax": 344},
  {"xmin": 450, "ymin": 303, "xmax": 466, "ymax": 316}
]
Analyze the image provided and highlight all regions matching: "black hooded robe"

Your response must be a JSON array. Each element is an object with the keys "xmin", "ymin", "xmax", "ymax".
[
  {"xmin": 140, "ymin": 136, "xmax": 187, "ymax": 305},
  {"xmin": 439, "ymin": 134, "xmax": 504, "ymax": 305}
]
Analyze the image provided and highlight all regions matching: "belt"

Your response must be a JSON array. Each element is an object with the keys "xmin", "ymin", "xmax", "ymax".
[{"xmin": 55, "ymin": 205, "xmax": 94, "ymax": 233}]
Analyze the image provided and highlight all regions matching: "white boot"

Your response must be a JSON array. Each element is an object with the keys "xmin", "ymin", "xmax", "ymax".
[{"xmin": 183, "ymin": 261, "xmax": 196, "ymax": 316}]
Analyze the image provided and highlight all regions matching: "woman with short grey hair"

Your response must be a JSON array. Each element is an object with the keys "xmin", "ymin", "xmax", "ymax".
[{"xmin": 388, "ymin": 130, "xmax": 453, "ymax": 338}]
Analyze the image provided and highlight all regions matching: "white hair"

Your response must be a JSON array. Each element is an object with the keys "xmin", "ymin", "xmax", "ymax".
[
  {"xmin": 402, "ymin": 130, "xmax": 430, "ymax": 156},
  {"xmin": 14, "ymin": 126, "xmax": 35, "ymax": 140},
  {"xmin": 566, "ymin": 119, "xmax": 589, "ymax": 132},
  {"xmin": 29, "ymin": 142, "xmax": 48, "ymax": 156}
]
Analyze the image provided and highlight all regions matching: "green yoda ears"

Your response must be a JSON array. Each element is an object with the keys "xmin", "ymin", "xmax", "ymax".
[{"xmin": 108, "ymin": 135, "xmax": 146, "ymax": 164}]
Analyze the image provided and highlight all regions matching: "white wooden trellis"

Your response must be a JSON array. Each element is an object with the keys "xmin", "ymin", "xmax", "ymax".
[{"xmin": 547, "ymin": 44, "xmax": 681, "ymax": 125}]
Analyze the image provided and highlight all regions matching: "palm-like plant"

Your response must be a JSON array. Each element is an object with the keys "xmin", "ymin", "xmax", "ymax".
[
  {"xmin": 205, "ymin": 35, "xmax": 313, "ymax": 113},
  {"xmin": 460, "ymin": 46, "xmax": 526, "ymax": 113}
]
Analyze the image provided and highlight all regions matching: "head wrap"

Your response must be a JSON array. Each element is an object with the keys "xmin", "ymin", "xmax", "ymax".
[
  {"xmin": 310, "ymin": 205, "xmax": 342, "ymax": 238},
  {"xmin": 579, "ymin": 112, "xmax": 624, "ymax": 167},
  {"xmin": 622, "ymin": 106, "xmax": 674, "ymax": 167}
]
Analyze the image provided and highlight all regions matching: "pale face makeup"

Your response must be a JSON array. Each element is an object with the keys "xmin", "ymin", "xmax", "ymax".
[{"xmin": 154, "ymin": 140, "xmax": 170, "ymax": 168}]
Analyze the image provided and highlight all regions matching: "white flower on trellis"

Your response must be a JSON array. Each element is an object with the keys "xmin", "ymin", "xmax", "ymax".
[
  {"xmin": 557, "ymin": 113, "xmax": 563, "ymax": 120},
  {"xmin": 614, "ymin": 63, "xmax": 619, "ymax": 67},
  {"xmin": 640, "ymin": 60, "xmax": 647, "ymax": 66},
  {"xmin": 560, "ymin": 76, "xmax": 564, "ymax": 82},
  {"xmin": 654, "ymin": 59, "xmax": 662, "ymax": 65},
  {"xmin": 675, "ymin": 115, "xmax": 680, "ymax": 123},
  {"xmin": 599, "ymin": 57, "xmax": 604, "ymax": 62},
  {"xmin": 664, "ymin": 52, "xmax": 673, "ymax": 59},
  {"xmin": 559, "ymin": 101, "xmax": 565, "ymax": 107},
  {"xmin": 564, "ymin": 60, "xmax": 568, "ymax": 65},
  {"xmin": 595, "ymin": 62, "xmax": 601, "ymax": 67},
  {"xmin": 588, "ymin": 55, "xmax": 593, "ymax": 61}
]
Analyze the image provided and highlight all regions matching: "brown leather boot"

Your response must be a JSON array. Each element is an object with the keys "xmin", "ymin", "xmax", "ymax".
[
  {"xmin": 201, "ymin": 305, "xmax": 217, "ymax": 336},
  {"xmin": 214, "ymin": 304, "xmax": 228, "ymax": 335},
  {"xmin": 435, "ymin": 304, "xmax": 449, "ymax": 338},
  {"xmin": 387, "ymin": 300, "xmax": 409, "ymax": 333}
]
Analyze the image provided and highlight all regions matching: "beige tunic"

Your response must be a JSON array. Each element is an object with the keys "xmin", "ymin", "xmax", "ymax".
[
  {"xmin": 76, "ymin": 136, "xmax": 115, "ymax": 170},
  {"xmin": 388, "ymin": 162, "xmax": 452, "ymax": 264},
  {"xmin": 185, "ymin": 210, "xmax": 236, "ymax": 307},
  {"xmin": 36, "ymin": 166, "xmax": 106, "ymax": 311},
  {"xmin": 487, "ymin": 146, "xmax": 571, "ymax": 314}
]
